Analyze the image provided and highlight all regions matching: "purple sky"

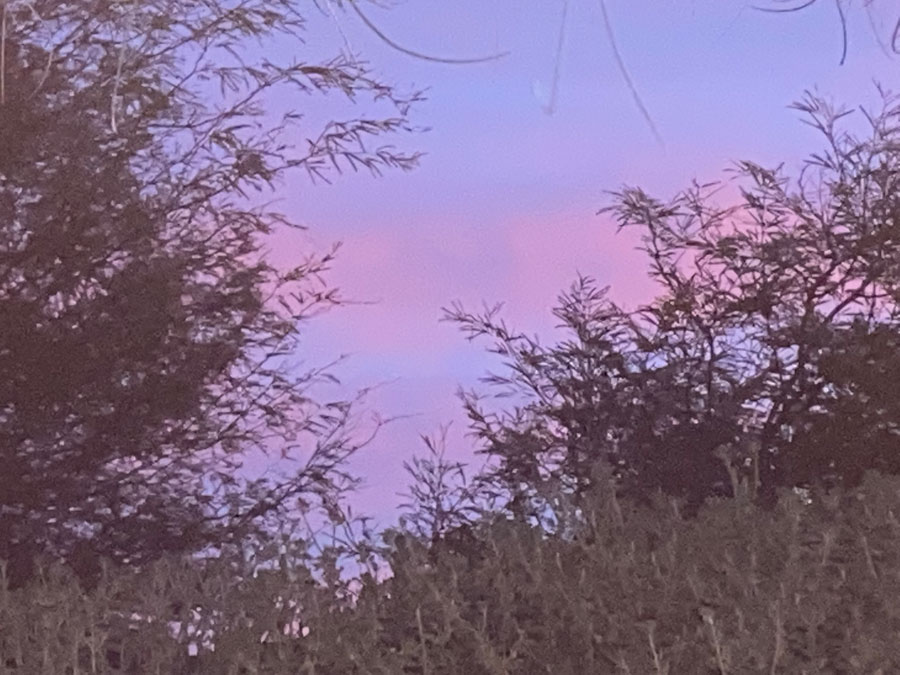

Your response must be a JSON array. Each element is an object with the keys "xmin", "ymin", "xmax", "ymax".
[{"xmin": 254, "ymin": 1, "xmax": 899, "ymax": 526}]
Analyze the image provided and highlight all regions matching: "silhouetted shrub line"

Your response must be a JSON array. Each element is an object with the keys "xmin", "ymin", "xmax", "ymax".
[{"xmin": 4, "ymin": 469, "xmax": 900, "ymax": 673}]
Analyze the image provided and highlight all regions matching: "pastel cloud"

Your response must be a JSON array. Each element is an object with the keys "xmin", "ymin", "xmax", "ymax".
[{"xmin": 274, "ymin": 203, "xmax": 665, "ymax": 521}]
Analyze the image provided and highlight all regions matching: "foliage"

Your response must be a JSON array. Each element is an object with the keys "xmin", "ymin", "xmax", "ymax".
[
  {"xmin": 445, "ymin": 88, "xmax": 900, "ymax": 517},
  {"xmin": 0, "ymin": 0, "xmax": 421, "ymax": 589},
  {"xmin": 397, "ymin": 425, "xmax": 493, "ymax": 544},
  {"xmin": 6, "ymin": 470, "xmax": 900, "ymax": 673}
]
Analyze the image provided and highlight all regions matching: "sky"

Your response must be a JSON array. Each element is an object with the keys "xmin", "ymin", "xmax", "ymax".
[{"xmin": 249, "ymin": 0, "xmax": 900, "ymax": 527}]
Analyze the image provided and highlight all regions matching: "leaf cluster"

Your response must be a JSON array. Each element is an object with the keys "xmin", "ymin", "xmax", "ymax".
[
  {"xmin": 444, "ymin": 88, "xmax": 900, "ymax": 518},
  {"xmin": 0, "ymin": 0, "xmax": 420, "ymax": 588},
  {"xmin": 8, "ymin": 471, "xmax": 900, "ymax": 673}
]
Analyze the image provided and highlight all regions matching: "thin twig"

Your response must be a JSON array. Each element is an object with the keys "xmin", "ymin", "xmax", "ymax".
[
  {"xmin": 542, "ymin": 0, "xmax": 569, "ymax": 115},
  {"xmin": 834, "ymin": 0, "xmax": 847, "ymax": 65},
  {"xmin": 752, "ymin": 0, "xmax": 820, "ymax": 13},
  {"xmin": 769, "ymin": 598, "xmax": 783, "ymax": 675},
  {"xmin": 703, "ymin": 612, "xmax": 728, "ymax": 675},
  {"xmin": 753, "ymin": 0, "xmax": 864, "ymax": 65},
  {"xmin": 324, "ymin": 0, "xmax": 356, "ymax": 62},
  {"xmin": 1, "ymin": 0, "xmax": 7, "ymax": 106},
  {"xmin": 864, "ymin": 0, "xmax": 892, "ymax": 57},
  {"xmin": 416, "ymin": 605, "xmax": 432, "ymax": 675},
  {"xmin": 350, "ymin": 0, "xmax": 509, "ymax": 65},
  {"xmin": 27, "ymin": 42, "xmax": 53, "ymax": 99},
  {"xmin": 111, "ymin": 46, "xmax": 125, "ymax": 133},
  {"xmin": 893, "ymin": 12, "xmax": 900, "ymax": 53},
  {"xmin": 598, "ymin": 0, "xmax": 664, "ymax": 148}
]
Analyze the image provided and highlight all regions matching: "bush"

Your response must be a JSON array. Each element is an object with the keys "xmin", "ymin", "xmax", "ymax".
[{"xmin": 6, "ymin": 470, "xmax": 900, "ymax": 673}]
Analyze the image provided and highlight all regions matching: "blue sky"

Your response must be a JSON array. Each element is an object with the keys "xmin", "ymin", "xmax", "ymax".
[{"xmin": 248, "ymin": 1, "xmax": 900, "ymax": 526}]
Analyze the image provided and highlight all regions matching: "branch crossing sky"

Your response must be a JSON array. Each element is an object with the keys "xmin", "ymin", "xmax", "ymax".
[{"xmin": 251, "ymin": 1, "xmax": 900, "ymax": 526}]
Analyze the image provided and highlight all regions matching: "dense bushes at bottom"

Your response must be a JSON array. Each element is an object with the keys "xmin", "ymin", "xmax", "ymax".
[{"xmin": 5, "ymin": 471, "xmax": 900, "ymax": 673}]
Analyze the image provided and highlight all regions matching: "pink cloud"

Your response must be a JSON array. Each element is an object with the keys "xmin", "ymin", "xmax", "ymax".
[
  {"xmin": 274, "ymin": 216, "xmax": 512, "ymax": 364},
  {"xmin": 499, "ymin": 207, "xmax": 659, "ymax": 333}
]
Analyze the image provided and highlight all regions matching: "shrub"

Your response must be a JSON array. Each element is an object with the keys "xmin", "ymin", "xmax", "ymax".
[{"xmin": 6, "ymin": 470, "xmax": 900, "ymax": 672}]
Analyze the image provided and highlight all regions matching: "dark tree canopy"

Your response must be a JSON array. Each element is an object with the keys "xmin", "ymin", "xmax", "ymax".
[
  {"xmin": 0, "ymin": 0, "xmax": 420, "ymax": 588},
  {"xmin": 448, "ymin": 89, "xmax": 900, "ymax": 519}
]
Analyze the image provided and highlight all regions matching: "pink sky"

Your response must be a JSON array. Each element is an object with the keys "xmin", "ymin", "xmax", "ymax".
[{"xmin": 253, "ymin": 1, "xmax": 900, "ymax": 526}]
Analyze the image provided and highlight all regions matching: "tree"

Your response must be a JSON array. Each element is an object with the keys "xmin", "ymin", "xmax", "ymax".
[
  {"xmin": 447, "ymin": 88, "xmax": 900, "ymax": 518},
  {"xmin": 0, "ymin": 0, "xmax": 420, "ymax": 589}
]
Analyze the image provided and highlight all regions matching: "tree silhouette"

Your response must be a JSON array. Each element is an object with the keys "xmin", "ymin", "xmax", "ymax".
[
  {"xmin": 0, "ymin": 0, "xmax": 419, "ymax": 588},
  {"xmin": 448, "ymin": 88, "xmax": 900, "ymax": 518}
]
